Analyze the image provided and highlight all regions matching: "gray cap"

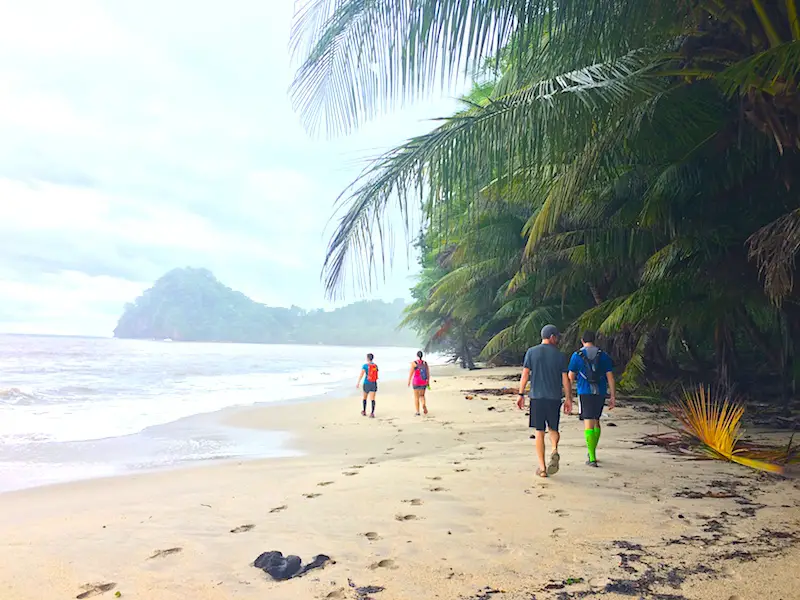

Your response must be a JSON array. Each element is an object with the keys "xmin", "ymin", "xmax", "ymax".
[{"xmin": 541, "ymin": 324, "xmax": 560, "ymax": 339}]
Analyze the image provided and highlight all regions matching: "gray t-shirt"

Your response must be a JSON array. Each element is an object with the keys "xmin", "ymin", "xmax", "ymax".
[{"xmin": 523, "ymin": 343, "xmax": 568, "ymax": 400}]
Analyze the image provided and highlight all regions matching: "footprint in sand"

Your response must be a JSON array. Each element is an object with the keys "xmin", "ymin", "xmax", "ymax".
[
  {"xmin": 456, "ymin": 438, "xmax": 466, "ymax": 442},
  {"xmin": 148, "ymin": 547, "xmax": 182, "ymax": 559},
  {"xmin": 476, "ymin": 446, "xmax": 486, "ymax": 451},
  {"xmin": 77, "ymin": 583, "xmax": 117, "ymax": 599},
  {"xmin": 551, "ymin": 527, "xmax": 565, "ymax": 538},
  {"xmin": 269, "ymin": 505, "xmax": 288, "ymax": 513},
  {"xmin": 343, "ymin": 471, "xmax": 359, "ymax": 476},
  {"xmin": 230, "ymin": 524, "xmax": 255, "ymax": 534},
  {"xmin": 454, "ymin": 468, "xmax": 469, "ymax": 473},
  {"xmin": 363, "ymin": 532, "xmax": 381, "ymax": 541},
  {"xmin": 402, "ymin": 499, "xmax": 423, "ymax": 506},
  {"xmin": 369, "ymin": 559, "xmax": 397, "ymax": 570},
  {"xmin": 551, "ymin": 509, "xmax": 570, "ymax": 517},
  {"xmin": 428, "ymin": 487, "xmax": 448, "ymax": 492},
  {"xmin": 453, "ymin": 461, "xmax": 462, "ymax": 465},
  {"xmin": 395, "ymin": 514, "xmax": 418, "ymax": 521},
  {"xmin": 427, "ymin": 476, "xmax": 442, "ymax": 481},
  {"xmin": 366, "ymin": 458, "xmax": 378, "ymax": 464},
  {"xmin": 538, "ymin": 493, "xmax": 554, "ymax": 501},
  {"xmin": 349, "ymin": 465, "xmax": 365, "ymax": 469},
  {"xmin": 326, "ymin": 589, "xmax": 346, "ymax": 599},
  {"xmin": 303, "ymin": 493, "xmax": 322, "ymax": 499},
  {"xmin": 318, "ymin": 481, "xmax": 335, "ymax": 487}
]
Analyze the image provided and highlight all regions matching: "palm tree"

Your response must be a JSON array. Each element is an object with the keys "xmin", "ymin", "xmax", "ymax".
[{"xmin": 292, "ymin": 1, "xmax": 800, "ymax": 396}]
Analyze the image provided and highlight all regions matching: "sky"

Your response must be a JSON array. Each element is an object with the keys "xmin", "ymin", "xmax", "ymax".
[{"xmin": 0, "ymin": 0, "xmax": 462, "ymax": 336}]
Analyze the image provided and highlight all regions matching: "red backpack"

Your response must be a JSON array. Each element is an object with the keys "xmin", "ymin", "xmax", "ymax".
[{"xmin": 366, "ymin": 363, "xmax": 379, "ymax": 382}]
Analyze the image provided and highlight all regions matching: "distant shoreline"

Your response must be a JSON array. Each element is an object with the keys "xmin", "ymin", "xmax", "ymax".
[{"xmin": 0, "ymin": 332, "xmax": 423, "ymax": 349}]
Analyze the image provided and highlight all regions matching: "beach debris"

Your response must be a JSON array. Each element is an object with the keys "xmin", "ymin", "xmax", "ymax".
[
  {"xmin": 466, "ymin": 588, "xmax": 505, "ymax": 600},
  {"xmin": 76, "ymin": 583, "xmax": 116, "ymax": 599},
  {"xmin": 638, "ymin": 386, "xmax": 796, "ymax": 473},
  {"xmin": 114, "ymin": 593, "xmax": 121, "ymax": 598},
  {"xmin": 463, "ymin": 388, "xmax": 515, "ymax": 396},
  {"xmin": 148, "ymin": 547, "xmax": 182, "ymax": 559},
  {"xmin": 253, "ymin": 551, "xmax": 332, "ymax": 581},
  {"xmin": 348, "ymin": 578, "xmax": 386, "ymax": 599},
  {"xmin": 230, "ymin": 524, "xmax": 255, "ymax": 533}
]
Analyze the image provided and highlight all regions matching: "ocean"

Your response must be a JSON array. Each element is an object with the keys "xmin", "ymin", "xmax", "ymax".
[{"xmin": 0, "ymin": 335, "xmax": 420, "ymax": 492}]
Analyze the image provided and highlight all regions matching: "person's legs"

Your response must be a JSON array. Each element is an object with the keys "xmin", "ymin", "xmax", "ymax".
[
  {"xmin": 419, "ymin": 388, "xmax": 428, "ymax": 414},
  {"xmin": 362, "ymin": 391, "xmax": 367, "ymax": 416},
  {"xmin": 413, "ymin": 389, "xmax": 420, "ymax": 415},
  {"xmin": 530, "ymin": 399, "xmax": 548, "ymax": 476},
  {"xmin": 544, "ymin": 399, "xmax": 562, "ymax": 475},
  {"xmin": 580, "ymin": 395, "xmax": 603, "ymax": 465},
  {"xmin": 368, "ymin": 391, "xmax": 376, "ymax": 417},
  {"xmin": 549, "ymin": 428, "xmax": 561, "ymax": 455},
  {"xmin": 584, "ymin": 418, "xmax": 598, "ymax": 462},
  {"xmin": 593, "ymin": 421, "xmax": 602, "ymax": 456},
  {"xmin": 535, "ymin": 429, "xmax": 547, "ymax": 475}
]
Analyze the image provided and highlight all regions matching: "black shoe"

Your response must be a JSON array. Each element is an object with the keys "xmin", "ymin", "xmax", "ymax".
[{"xmin": 586, "ymin": 459, "xmax": 599, "ymax": 467}]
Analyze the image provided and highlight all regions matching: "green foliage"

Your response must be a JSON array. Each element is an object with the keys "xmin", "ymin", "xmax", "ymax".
[
  {"xmin": 293, "ymin": 1, "xmax": 800, "ymax": 396},
  {"xmin": 113, "ymin": 268, "xmax": 418, "ymax": 347}
]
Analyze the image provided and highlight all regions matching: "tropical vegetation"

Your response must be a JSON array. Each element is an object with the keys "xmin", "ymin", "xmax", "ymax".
[
  {"xmin": 113, "ymin": 267, "xmax": 418, "ymax": 346},
  {"xmin": 291, "ymin": 1, "xmax": 800, "ymax": 403}
]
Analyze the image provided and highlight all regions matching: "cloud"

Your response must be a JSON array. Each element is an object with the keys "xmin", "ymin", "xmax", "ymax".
[{"xmin": 0, "ymin": 0, "xmax": 462, "ymax": 336}]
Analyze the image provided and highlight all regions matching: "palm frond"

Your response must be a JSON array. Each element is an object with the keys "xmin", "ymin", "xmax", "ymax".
[{"xmin": 668, "ymin": 386, "xmax": 784, "ymax": 473}]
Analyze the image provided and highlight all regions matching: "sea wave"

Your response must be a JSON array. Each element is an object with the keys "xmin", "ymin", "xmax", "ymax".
[{"xmin": 0, "ymin": 387, "xmax": 38, "ymax": 405}]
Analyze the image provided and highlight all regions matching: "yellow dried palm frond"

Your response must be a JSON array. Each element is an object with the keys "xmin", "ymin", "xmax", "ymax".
[{"xmin": 668, "ymin": 386, "xmax": 784, "ymax": 474}]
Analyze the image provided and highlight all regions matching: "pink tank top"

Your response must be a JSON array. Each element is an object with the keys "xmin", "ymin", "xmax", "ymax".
[{"xmin": 412, "ymin": 360, "xmax": 428, "ymax": 386}]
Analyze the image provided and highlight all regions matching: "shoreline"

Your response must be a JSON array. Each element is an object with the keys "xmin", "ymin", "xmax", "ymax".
[
  {"xmin": 0, "ymin": 366, "xmax": 797, "ymax": 599},
  {"xmin": 0, "ymin": 362, "xmax": 419, "ymax": 494}
]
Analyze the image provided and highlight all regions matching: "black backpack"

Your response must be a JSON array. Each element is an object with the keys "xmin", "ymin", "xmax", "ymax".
[{"xmin": 579, "ymin": 349, "xmax": 603, "ymax": 385}]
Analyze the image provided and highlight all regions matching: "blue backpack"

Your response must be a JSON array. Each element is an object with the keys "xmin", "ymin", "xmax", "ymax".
[{"xmin": 416, "ymin": 360, "xmax": 428, "ymax": 381}]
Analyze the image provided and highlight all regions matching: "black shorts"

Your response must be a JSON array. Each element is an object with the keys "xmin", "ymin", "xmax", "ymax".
[
  {"xmin": 363, "ymin": 382, "xmax": 377, "ymax": 393},
  {"xmin": 529, "ymin": 398, "xmax": 562, "ymax": 432},
  {"xmin": 579, "ymin": 394, "xmax": 605, "ymax": 420}
]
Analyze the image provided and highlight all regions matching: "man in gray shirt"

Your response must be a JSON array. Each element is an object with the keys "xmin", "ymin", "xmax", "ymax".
[{"xmin": 517, "ymin": 324, "xmax": 573, "ymax": 478}]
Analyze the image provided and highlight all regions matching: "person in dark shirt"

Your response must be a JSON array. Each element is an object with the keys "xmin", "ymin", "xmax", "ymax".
[
  {"xmin": 568, "ymin": 330, "xmax": 616, "ymax": 466},
  {"xmin": 517, "ymin": 324, "xmax": 572, "ymax": 478}
]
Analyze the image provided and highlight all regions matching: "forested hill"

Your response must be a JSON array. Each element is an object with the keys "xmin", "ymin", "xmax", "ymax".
[{"xmin": 113, "ymin": 268, "xmax": 419, "ymax": 347}]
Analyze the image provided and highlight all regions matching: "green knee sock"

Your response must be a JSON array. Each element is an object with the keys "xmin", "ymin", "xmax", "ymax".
[
  {"xmin": 585, "ymin": 429, "xmax": 597, "ymax": 462},
  {"xmin": 593, "ymin": 427, "xmax": 601, "ymax": 457}
]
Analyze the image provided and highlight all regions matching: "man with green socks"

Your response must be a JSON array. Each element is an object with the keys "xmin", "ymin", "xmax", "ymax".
[{"xmin": 568, "ymin": 330, "xmax": 616, "ymax": 467}]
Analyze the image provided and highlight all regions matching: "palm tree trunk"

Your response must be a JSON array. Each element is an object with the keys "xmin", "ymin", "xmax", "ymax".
[{"xmin": 588, "ymin": 284, "xmax": 603, "ymax": 307}]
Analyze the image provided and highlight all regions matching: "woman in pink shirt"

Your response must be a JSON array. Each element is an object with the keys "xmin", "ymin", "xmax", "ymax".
[{"xmin": 407, "ymin": 350, "xmax": 430, "ymax": 416}]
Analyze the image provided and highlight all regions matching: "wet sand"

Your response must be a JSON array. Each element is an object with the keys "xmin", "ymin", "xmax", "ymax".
[{"xmin": 0, "ymin": 366, "xmax": 797, "ymax": 599}]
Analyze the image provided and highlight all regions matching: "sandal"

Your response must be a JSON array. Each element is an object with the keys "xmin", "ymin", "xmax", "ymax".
[
  {"xmin": 536, "ymin": 468, "xmax": 548, "ymax": 478},
  {"xmin": 547, "ymin": 452, "xmax": 560, "ymax": 476}
]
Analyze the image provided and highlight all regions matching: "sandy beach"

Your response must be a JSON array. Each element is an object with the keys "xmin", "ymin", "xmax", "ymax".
[{"xmin": 0, "ymin": 366, "xmax": 797, "ymax": 600}]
